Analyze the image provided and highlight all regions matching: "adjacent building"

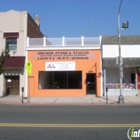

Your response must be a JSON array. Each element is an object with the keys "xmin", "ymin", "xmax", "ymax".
[
  {"xmin": 0, "ymin": 10, "xmax": 44, "ymax": 97},
  {"xmin": 102, "ymin": 36, "xmax": 140, "ymax": 96}
]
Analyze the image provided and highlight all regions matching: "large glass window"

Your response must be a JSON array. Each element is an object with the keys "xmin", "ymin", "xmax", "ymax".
[
  {"xmin": 39, "ymin": 71, "xmax": 82, "ymax": 89},
  {"xmin": 6, "ymin": 38, "xmax": 17, "ymax": 50}
]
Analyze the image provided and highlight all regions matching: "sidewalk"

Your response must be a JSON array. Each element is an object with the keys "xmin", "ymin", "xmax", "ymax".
[{"xmin": 0, "ymin": 95, "xmax": 140, "ymax": 106}]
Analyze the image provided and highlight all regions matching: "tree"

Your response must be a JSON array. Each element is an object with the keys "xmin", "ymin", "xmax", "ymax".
[{"xmin": 0, "ymin": 45, "xmax": 10, "ymax": 74}]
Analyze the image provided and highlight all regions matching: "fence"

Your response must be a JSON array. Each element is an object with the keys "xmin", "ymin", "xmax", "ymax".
[{"xmin": 27, "ymin": 36, "xmax": 101, "ymax": 48}]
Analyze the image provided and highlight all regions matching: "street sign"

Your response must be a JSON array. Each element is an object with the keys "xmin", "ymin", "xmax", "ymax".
[
  {"xmin": 26, "ymin": 60, "xmax": 32, "ymax": 75},
  {"xmin": 116, "ymin": 57, "xmax": 119, "ymax": 65},
  {"xmin": 27, "ymin": 69, "xmax": 32, "ymax": 75},
  {"xmin": 26, "ymin": 60, "xmax": 32, "ymax": 69},
  {"xmin": 120, "ymin": 71, "xmax": 123, "ymax": 78}
]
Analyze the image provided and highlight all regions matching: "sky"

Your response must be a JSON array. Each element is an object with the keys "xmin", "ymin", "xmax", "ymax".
[{"xmin": 0, "ymin": 0, "xmax": 140, "ymax": 38}]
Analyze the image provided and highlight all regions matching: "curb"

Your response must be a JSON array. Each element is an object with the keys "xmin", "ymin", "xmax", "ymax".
[{"xmin": 0, "ymin": 101, "xmax": 140, "ymax": 106}]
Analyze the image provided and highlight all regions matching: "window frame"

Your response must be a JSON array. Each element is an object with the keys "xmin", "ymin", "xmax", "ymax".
[
  {"xmin": 6, "ymin": 37, "xmax": 17, "ymax": 50},
  {"xmin": 38, "ymin": 71, "xmax": 82, "ymax": 90}
]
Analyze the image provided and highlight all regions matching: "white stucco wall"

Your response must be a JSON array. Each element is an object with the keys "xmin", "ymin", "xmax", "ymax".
[
  {"xmin": 103, "ymin": 45, "xmax": 140, "ymax": 58},
  {"xmin": 0, "ymin": 74, "xmax": 4, "ymax": 96},
  {"xmin": 0, "ymin": 10, "xmax": 27, "ymax": 96},
  {"xmin": 0, "ymin": 10, "xmax": 27, "ymax": 56}
]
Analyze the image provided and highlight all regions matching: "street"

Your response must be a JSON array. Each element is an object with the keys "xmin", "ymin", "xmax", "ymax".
[{"xmin": 0, "ymin": 105, "xmax": 140, "ymax": 140}]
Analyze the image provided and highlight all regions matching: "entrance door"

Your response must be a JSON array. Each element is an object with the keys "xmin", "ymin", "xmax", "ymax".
[
  {"xmin": 131, "ymin": 73, "xmax": 135, "ymax": 84},
  {"xmin": 5, "ymin": 76, "xmax": 19, "ymax": 95},
  {"xmin": 138, "ymin": 74, "xmax": 140, "ymax": 89},
  {"xmin": 86, "ymin": 73, "xmax": 96, "ymax": 95}
]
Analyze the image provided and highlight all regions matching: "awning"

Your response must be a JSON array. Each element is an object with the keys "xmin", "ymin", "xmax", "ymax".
[
  {"xmin": 3, "ymin": 56, "xmax": 25, "ymax": 69},
  {"xmin": 3, "ymin": 32, "xmax": 19, "ymax": 38},
  {"xmin": 103, "ymin": 58, "xmax": 140, "ymax": 67}
]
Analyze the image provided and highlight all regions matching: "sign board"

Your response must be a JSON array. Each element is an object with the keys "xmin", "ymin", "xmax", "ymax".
[
  {"xmin": 120, "ymin": 71, "xmax": 123, "ymax": 78},
  {"xmin": 33, "ymin": 51, "xmax": 94, "ymax": 60},
  {"xmin": 26, "ymin": 60, "xmax": 32, "ymax": 69},
  {"xmin": 46, "ymin": 62, "xmax": 75, "ymax": 71},
  {"xmin": 26, "ymin": 60, "xmax": 32, "ymax": 75},
  {"xmin": 116, "ymin": 57, "xmax": 123, "ymax": 65},
  {"xmin": 27, "ymin": 69, "xmax": 32, "ymax": 75},
  {"xmin": 7, "ymin": 79, "xmax": 12, "ymax": 82}
]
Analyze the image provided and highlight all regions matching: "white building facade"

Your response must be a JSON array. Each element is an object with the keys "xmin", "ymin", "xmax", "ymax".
[
  {"xmin": 102, "ymin": 36, "xmax": 140, "ymax": 96},
  {"xmin": 0, "ymin": 10, "xmax": 44, "ymax": 97}
]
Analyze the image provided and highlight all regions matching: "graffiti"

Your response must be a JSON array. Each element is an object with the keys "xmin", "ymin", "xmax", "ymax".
[{"xmin": 106, "ymin": 83, "xmax": 136, "ymax": 90}]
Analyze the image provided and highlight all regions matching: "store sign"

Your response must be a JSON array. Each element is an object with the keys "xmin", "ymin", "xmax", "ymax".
[
  {"xmin": 33, "ymin": 51, "xmax": 94, "ymax": 60},
  {"xmin": 46, "ymin": 62, "xmax": 75, "ymax": 71},
  {"xmin": 7, "ymin": 79, "xmax": 12, "ymax": 82}
]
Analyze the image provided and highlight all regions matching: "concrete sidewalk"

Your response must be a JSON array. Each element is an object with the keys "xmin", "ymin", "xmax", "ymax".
[{"xmin": 0, "ymin": 95, "xmax": 140, "ymax": 106}]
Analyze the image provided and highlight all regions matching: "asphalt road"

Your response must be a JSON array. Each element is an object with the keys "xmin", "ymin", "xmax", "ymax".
[{"xmin": 0, "ymin": 105, "xmax": 140, "ymax": 140}]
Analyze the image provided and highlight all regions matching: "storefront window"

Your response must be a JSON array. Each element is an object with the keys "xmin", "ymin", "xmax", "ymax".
[{"xmin": 38, "ymin": 71, "xmax": 82, "ymax": 89}]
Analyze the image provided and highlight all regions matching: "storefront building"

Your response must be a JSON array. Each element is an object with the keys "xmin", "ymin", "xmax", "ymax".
[
  {"xmin": 102, "ymin": 36, "xmax": 140, "ymax": 96},
  {"xmin": 26, "ymin": 36, "xmax": 102, "ymax": 97}
]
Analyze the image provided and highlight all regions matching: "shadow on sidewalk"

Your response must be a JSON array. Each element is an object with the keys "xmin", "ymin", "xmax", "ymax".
[
  {"xmin": 97, "ymin": 97, "xmax": 118, "ymax": 104},
  {"xmin": 99, "ymin": 96, "xmax": 138, "ymax": 105},
  {"xmin": 0, "ymin": 95, "xmax": 9, "ymax": 98}
]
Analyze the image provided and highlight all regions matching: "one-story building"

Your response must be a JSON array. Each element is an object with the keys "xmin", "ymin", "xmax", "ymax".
[
  {"xmin": 26, "ymin": 36, "xmax": 102, "ymax": 97},
  {"xmin": 102, "ymin": 36, "xmax": 140, "ymax": 96}
]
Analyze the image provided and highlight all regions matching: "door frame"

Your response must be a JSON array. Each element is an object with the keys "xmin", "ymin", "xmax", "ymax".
[
  {"xmin": 5, "ymin": 76, "xmax": 20, "ymax": 95},
  {"xmin": 138, "ymin": 73, "xmax": 140, "ymax": 89},
  {"xmin": 86, "ymin": 73, "xmax": 96, "ymax": 95}
]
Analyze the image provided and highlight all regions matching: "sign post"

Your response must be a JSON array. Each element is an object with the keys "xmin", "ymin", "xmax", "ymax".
[{"xmin": 26, "ymin": 60, "xmax": 32, "ymax": 103}]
